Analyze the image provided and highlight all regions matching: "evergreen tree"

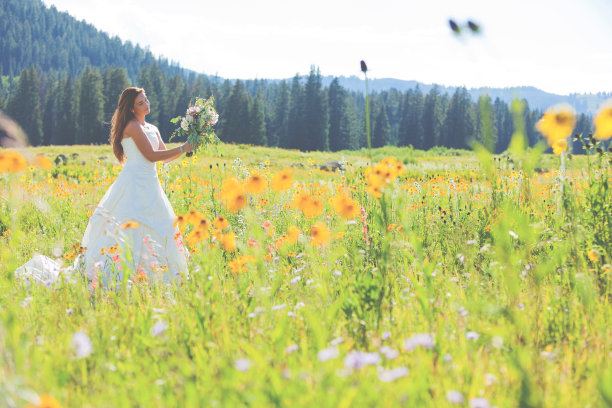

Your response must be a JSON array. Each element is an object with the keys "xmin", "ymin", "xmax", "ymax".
[
  {"xmin": 443, "ymin": 87, "xmax": 475, "ymax": 148},
  {"xmin": 379, "ymin": 89, "xmax": 402, "ymax": 146},
  {"xmin": 103, "ymin": 67, "xmax": 130, "ymax": 121},
  {"xmin": 247, "ymin": 92, "xmax": 267, "ymax": 146},
  {"xmin": 77, "ymin": 67, "xmax": 104, "ymax": 144},
  {"xmin": 137, "ymin": 63, "xmax": 168, "ymax": 136},
  {"xmin": 422, "ymin": 86, "xmax": 446, "ymax": 149},
  {"xmin": 0, "ymin": 78, "xmax": 7, "ymax": 111},
  {"xmin": 42, "ymin": 77, "xmax": 59, "ymax": 145},
  {"xmin": 301, "ymin": 67, "xmax": 329, "ymax": 151},
  {"xmin": 286, "ymin": 74, "xmax": 303, "ymax": 149},
  {"xmin": 343, "ymin": 97, "xmax": 360, "ymax": 150},
  {"xmin": 398, "ymin": 88, "xmax": 424, "ymax": 148},
  {"xmin": 269, "ymin": 80, "xmax": 289, "ymax": 147},
  {"xmin": 56, "ymin": 75, "xmax": 77, "ymax": 145},
  {"xmin": 214, "ymin": 79, "xmax": 232, "ymax": 138},
  {"xmin": 493, "ymin": 98, "xmax": 513, "ymax": 153},
  {"xmin": 475, "ymin": 94, "xmax": 497, "ymax": 152},
  {"xmin": 221, "ymin": 80, "xmax": 249, "ymax": 144},
  {"xmin": 523, "ymin": 101, "xmax": 541, "ymax": 147},
  {"xmin": 328, "ymin": 78, "xmax": 358, "ymax": 151},
  {"xmin": 165, "ymin": 74, "xmax": 187, "ymax": 139},
  {"xmin": 372, "ymin": 102, "xmax": 391, "ymax": 148},
  {"xmin": 7, "ymin": 65, "xmax": 43, "ymax": 145},
  {"xmin": 102, "ymin": 67, "xmax": 129, "ymax": 141}
]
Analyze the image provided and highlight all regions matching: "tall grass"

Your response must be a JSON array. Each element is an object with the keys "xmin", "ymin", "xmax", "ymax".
[{"xmin": 0, "ymin": 143, "xmax": 610, "ymax": 407}]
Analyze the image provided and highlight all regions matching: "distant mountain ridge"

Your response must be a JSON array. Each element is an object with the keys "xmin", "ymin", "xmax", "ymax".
[{"xmin": 313, "ymin": 76, "xmax": 609, "ymax": 115}]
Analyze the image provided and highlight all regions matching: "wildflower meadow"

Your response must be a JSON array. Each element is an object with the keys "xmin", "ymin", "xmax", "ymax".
[{"xmin": 1, "ymin": 102, "xmax": 611, "ymax": 407}]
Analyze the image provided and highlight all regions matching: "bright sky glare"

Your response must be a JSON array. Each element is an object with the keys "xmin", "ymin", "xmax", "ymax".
[{"xmin": 42, "ymin": 0, "xmax": 612, "ymax": 95}]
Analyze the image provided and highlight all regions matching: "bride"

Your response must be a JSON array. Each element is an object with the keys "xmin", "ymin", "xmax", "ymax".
[{"xmin": 16, "ymin": 87, "xmax": 193, "ymax": 288}]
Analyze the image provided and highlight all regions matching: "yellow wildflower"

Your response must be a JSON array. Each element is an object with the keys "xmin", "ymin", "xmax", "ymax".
[
  {"xmin": 331, "ymin": 195, "xmax": 360, "ymax": 220},
  {"xmin": 310, "ymin": 223, "xmax": 330, "ymax": 247},
  {"xmin": 271, "ymin": 168, "xmax": 294, "ymax": 192},
  {"xmin": 225, "ymin": 190, "xmax": 247, "ymax": 213},
  {"xmin": 0, "ymin": 150, "xmax": 28, "ymax": 173},
  {"xmin": 286, "ymin": 226, "xmax": 300, "ymax": 243},
  {"xmin": 535, "ymin": 104, "xmax": 576, "ymax": 145},
  {"xmin": 186, "ymin": 229, "xmax": 207, "ymax": 247},
  {"xmin": 26, "ymin": 394, "xmax": 62, "ymax": 408},
  {"xmin": 212, "ymin": 229, "xmax": 223, "ymax": 242},
  {"xmin": 222, "ymin": 231, "xmax": 237, "ymax": 252},
  {"xmin": 121, "ymin": 221, "xmax": 139, "ymax": 229},
  {"xmin": 367, "ymin": 184, "xmax": 383, "ymax": 198},
  {"xmin": 174, "ymin": 214, "xmax": 187, "ymax": 229},
  {"xmin": 32, "ymin": 154, "xmax": 53, "ymax": 169},
  {"xmin": 220, "ymin": 178, "xmax": 247, "ymax": 213},
  {"xmin": 245, "ymin": 171, "xmax": 267, "ymax": 194},
  {"xmin": 301, "ymin": 196, "xmax": 324, "ymax": 219},
  {"xmin": 552, "ymin": 139, "xmax": 568, "ymax": 155},
  {"xmin": 220, "ymin": 177, "xmax": 242, "ymax": 199},
  {"xmin": 587, "ymin": 250, "xmax": 599, "ymax": 263},
  {"xmin": 185, "ymin": 210, "xmax": 203, "ymax": 225},
  {"xmin": 593, "ymin": 99, "xmax": 612, "ymax": 140},
  {"xmin": 213, "ymin": 215, "xmax": 229, "ymax": 230},
  {"xmin": 229, "ymin": 255, "xmax": 256, "ymax": 274}
]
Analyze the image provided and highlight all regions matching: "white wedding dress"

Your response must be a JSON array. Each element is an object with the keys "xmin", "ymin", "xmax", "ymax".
[{"xmin": 15, "ymin": 124, "xmax": 189, "ymax": 288}]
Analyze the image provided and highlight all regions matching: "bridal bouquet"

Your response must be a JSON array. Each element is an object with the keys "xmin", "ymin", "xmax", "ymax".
[{"xmin": 170, "ymin": 96, "xmax": 219, "ymax": 156}]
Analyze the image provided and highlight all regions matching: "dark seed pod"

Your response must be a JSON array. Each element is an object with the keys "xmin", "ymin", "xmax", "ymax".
[
  {"xmin": 449, "ymin": 19, "xmax": 461, "ymax": 34},
  {"xmin": 467, "ymin": 21, "xmax": 480, "ymax": 33},
  {"xmin": 360, "ymin": 60, "xmax": 368, "ymax": 73}
]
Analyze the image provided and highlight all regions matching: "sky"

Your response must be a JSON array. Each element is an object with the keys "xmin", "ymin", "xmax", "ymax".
[{"xmin": 41, "ymin": 0, "xmax": 612, "ymax": 95}]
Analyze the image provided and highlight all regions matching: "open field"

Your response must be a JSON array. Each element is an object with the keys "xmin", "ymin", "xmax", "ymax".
[{"xmin": 1, "ymin": 143, "xmax": 610, "ymax": 407}]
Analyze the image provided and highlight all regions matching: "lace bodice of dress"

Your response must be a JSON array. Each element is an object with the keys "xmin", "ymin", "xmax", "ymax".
[{"xmin": 121, "ymin": 124, "xmax": 160, "ymax": 169}]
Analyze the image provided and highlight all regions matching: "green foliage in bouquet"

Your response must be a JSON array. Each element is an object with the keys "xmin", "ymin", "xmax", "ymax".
[{"xmin": 170, "ymin": 96, "xmax": 219, "ymax": 155}]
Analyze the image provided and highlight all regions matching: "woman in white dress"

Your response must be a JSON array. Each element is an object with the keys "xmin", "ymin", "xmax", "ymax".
[{"xmin": 16, "ymin": 87, "xmax": 193, "ymax": 288}]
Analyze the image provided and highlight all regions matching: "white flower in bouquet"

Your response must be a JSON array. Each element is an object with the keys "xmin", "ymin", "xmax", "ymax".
[
  {"xmin": 210, "ymin": 112, "xmax": 219, "ymax": 125},
  {"xmin": 180, "ymin": 117, "xmax": 189, "ymax": 131},
  {"xmin": 171, "ymin": 96, "xmax": 219, "ymax": 156}
]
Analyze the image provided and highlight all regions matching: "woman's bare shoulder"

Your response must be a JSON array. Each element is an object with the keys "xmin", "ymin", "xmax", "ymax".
[{"xmin": 122, "ymin": 120, "xmax": 142, "ymax": 139}]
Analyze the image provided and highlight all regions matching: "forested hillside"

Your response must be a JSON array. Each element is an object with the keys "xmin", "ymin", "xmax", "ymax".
[
  {"xmin": 0, "ymin": 0, "xmax": 183, "ymax": 79},
  {"xmin": 0, "ymin": 0, "xmax": 596, "ymax": 153}
]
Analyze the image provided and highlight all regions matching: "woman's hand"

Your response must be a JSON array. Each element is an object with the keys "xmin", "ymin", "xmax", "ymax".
[{"xmin": 182, "ymin": 142, "xmax": 194, "ymax": 153}]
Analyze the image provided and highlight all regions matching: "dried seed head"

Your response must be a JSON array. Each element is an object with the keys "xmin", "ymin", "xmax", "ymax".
[{"xmin": 360, "ymin": 60, "xmax": 368, "ymax": 73}]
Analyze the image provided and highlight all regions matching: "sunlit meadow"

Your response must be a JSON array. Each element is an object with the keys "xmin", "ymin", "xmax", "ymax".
[{"xmin": 1, "ymin": 102, "xmax": 611, "ymax": 407}]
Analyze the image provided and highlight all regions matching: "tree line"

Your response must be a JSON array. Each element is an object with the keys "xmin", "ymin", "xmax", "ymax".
[{"xmin": 0, "ymin": 64, "xmax": 595, "ymax": 153}]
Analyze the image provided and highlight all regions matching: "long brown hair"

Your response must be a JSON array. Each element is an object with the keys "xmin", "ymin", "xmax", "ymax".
[{"xmin": 110, "ymin": 87, "xmax": 144, "ymax": 163}]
